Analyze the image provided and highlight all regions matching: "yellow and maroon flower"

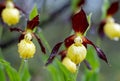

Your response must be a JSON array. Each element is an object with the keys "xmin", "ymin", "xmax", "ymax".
[
  {"xmin": 0, "ymin": 0, "xmax": 25, "ymax": 26},
  {"xmin": 45, "ymin": 8, "xmax": 108, "ymax": 72},
  {"xmin": 10, "ymin": 15, "xmax": 46, "ymax": 59},
  {"xmin": 98, "ymin": 1, "xmax": 120, "ymax": 41}
]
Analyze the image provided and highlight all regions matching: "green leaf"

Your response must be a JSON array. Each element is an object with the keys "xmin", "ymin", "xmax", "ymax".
[
  {"xmin": 29, "ymin": 4, "xmax": 38, "ymax": 20},
  {"xmin": 86, "ymin": 46, "xmax": 100, "ymax": 69},
  {"xmin": 101, "ymin": 0, "xmax": 109, "ymax": 19},
  {"xmin": 19, "ymin": 60, "xmax": 31, "ymax": 81},
  {"xmin": 0, "ymin": 64, "xmax": 6, "ymax": 81},
  {"xmin": 71, "ymin": 0, "xmax": 80, "ymax": 11},
  {"xmin": 82, "ymin": 46, "xmax": 100, "ymax": 81},
  {"xmin": 84, "ymin": 13, "xmax": 92, "ymax": 36},
  {"xmin": 0, "ymin": 59, "xmax": 20, "ymax": 81}
]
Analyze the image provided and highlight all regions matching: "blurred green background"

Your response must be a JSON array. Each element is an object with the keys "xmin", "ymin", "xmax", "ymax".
[{"xmin": 0, "ymin": 0, "xmax": 120, "ymax": 81}]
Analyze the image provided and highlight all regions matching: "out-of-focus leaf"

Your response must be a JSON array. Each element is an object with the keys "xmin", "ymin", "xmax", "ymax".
[
  {"xmin": 0, "ymin": 63, "xmax": 6, "ymax": 81},
  {"xmin": 47, "ymin": 59, "xmax": 77, "ymax": 81},
  {"xmin": 0, "ymin": 25, "xmax": 4, "ymax": 58},
  {"xmin": 101, "ymin": 0, "xmax": 109, "ymax": 19},
  {"xmin": 0, "ymin": 59, "xmax": 20, "ymax": 81},
  {"xmin": 71, "ymin": 0, "xmax": 85, "ymax": 11},
  {"xmin": 19, "ymin": 61, "xmax": 31, "ymax": 81},
  {"xmin": 29, "ymin": 4, "xmax": 38, "ymax": 20},
  {"xmin": 84, "ymin": 13, "xmax": 92, "ymax": 36},
  {"xmin": 0, "ymin": 25, "xmax": 3, "ymax": 39}
]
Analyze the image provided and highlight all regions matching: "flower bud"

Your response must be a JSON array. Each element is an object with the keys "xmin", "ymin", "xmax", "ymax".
[
  {"xmin": 2, "ymin": 7, "xmax": 20, "ymax": 26},
  {"xmin": 104, "ymin": 22, "xmax": 120, "ymax": 41},
  {"xmin": 18, "ymin": 39, "xmax": 36, "ymax": 59},
  {"xmin": 67, "ymin": 44, "xmax": 87, "ymax": 64},
  {"xmin": 62, "ymin": 57, "xmax": 77, "ymax": 73}
]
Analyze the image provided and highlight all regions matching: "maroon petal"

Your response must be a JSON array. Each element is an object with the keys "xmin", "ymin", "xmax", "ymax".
[
  {"xmin": 77, "ymin": 0, "xmax": 85, "ymax": 7},
  {"xmin": 71, "ymin": 8, "xmax": 89, "ymax": 34},
  {"xmin": 18, "ymin": 34, "xmax": 24, "ymax": 42},
  {"xmin": 27, "ymin": 15, "xmax": 39, "ymax": 30},
  {"xmin": 64, "ymin": 34, "xmax": 76, "ymax": 48},
  {"xmin": 0, "ymin": 2, "xmax": 5, "ymax": 15},
  {"xmin": 45, "ymin": 42, "xmax": 63, "ymax": 66},
  {"xmin": 33, "ymin": 33, "xmax": 46, "ymax": 54},
  {"xmin": 9, "ymin": 28, "xmax": 24, "ymax": 33},
  {"xmin": 98, "ymin": 20, "xmax": 106, "ymax": 39},
  {"xmin": 83, "ymin": 60, "xmax": 92, "ymax": 70},
  {"xmin": 59, "ymin": 50, "xmax": 67, "ymax": 60},
  {"xmin": 107, "ymin": 1, "xmax": 119, "ymax": 16},
  {"xmin": 82, "ymin": 37, "xmax": 108, "ymax": 64}
]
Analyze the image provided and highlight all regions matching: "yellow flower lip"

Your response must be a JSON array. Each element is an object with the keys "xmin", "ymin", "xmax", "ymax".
[
  {"xmin": 1, "ymin": 1, "xmax": 20, "ymax": 26},
  {"xmin": 18, "ymin": 39, "xmax": 36, "ymax": 59},
  {"xmin": 2, "ymin": 8, "xmax": 20, "ymax": 26},
  {"xmin": 104, "ymin": 18, "xmax": 120, "ymax": 41},
  {"xmin": 67, "ymin": 43, "xmax": 87, "ymax": 64}
]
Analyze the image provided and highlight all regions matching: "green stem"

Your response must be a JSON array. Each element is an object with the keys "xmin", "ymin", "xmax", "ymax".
[{"xmin": 18, "ymin": 59, "xmax": 26, "ymax": 73}]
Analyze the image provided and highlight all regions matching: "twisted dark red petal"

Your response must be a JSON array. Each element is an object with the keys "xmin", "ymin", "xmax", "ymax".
[
  {"xmin": 83, "ymin": 60, "xmax": 92, "ymax": 70},
  {"xmin": 27, "ymin": 15, "xmax": 39, "ymax": 30},
  {"xmin": 107, "ymin": 1, "xmax": 119, "ymax": 16},
  {"xmin": 82, "ymin": 37, "xmax": 108, "ymax": 64},
  {"xmin": 19, "ymin": 34, "xmax": 24, "ymax": 42},
  {"xmin": 45, "ymin": 42, "xmax": 63, "ymax": 66},
  {"xmin": 33, "ymin": 33, "xmax": 46, "ymax": 54},
  {"xmin": 9, "ymin": 28, "xmax": 24, "ymax": 33},
  {"xmin": 71, "ymin": 8, "xmax": 89, "ymax": 34},
  {"xmin": 77, "ymin": 0, "xmax": 85, "ymax": 7},
  {"xmin": 59, "ymin": 50, "xmax": 67, "ymax": 61},
  {"xmin": 64, "ymin": 34, "xmax": 76, "ymax": 48},
  {"xmin": 98, "ymin": 20, "xmax": 106, "ymax": 39}
]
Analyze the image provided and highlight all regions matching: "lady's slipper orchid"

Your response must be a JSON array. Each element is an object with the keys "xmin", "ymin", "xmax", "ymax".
[
  {"xmin": 0, "ymin": 0, "xmax": 25, "ymax": 26},
  {"xmin": 98, "ymin": 1, "xmax": 120, "ymax": 41},
  {"xmin": 46, "ymin": 8, "xmax": 108, "ymax": 72},
  {"xmin": 10, "ymin": 15, "xmax": 46, "ymax": 59}
]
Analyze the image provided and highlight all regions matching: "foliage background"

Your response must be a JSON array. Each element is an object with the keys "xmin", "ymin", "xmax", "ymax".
[{"xmin": 0, "ymin": 0, "xmax": 120, "ymax": 81}]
